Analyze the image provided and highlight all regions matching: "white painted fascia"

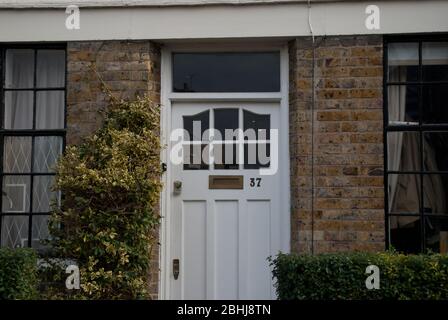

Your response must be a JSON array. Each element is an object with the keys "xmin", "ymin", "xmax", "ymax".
[
  {"xmin": 0, "ymin": 0, "xmax": 372, "ymax": 9},
  {"xmin": 0, "ymin": 1, "xmax": 447, "ymax": 41}
]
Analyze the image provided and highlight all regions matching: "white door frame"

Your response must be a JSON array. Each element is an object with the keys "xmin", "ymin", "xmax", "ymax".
[{"xmin": 159, "ymin": 42, "xmax": 290, "ymax": 300}]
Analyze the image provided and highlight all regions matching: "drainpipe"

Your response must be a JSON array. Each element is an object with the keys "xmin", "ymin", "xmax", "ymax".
[{"xmin": 308, "ymin": 0, "xmax": 316, "ymax": 255}]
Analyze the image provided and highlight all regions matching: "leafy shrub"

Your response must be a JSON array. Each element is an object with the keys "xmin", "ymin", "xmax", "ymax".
[
  {"xmin": 0, "ymin": 248, "xmax": 38, "ymax": 299},
  {"xmin": 46, "ymin": 96, "xmax": 162, "ymax": 299},
  {"xmin": 271, "ymin": 252, "xmax": 448, "ymax": 300}
]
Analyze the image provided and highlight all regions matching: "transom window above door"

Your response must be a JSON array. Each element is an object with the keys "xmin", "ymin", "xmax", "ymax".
[
  {"xmin": 0, "ymin": 46, "xmax": 66, "ymax": 249},
  {"xmin": 172, "ymin": 52, "xmax": 280, "ymax": 92}
]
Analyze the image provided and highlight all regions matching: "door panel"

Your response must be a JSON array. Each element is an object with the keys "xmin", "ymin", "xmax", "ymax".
[
  {"xmin": 170, "ymin": 102, "xmax": 281, "ymax": 300},
  {"xmin": 247, "ymin": 200, "xmax": 272, "ymax": 299},
  {"xmin": 182, "ymin": 201, "xmax": 207, "ymax": 300},
  {"xmin": 215, "ymin": 200, "xmax": 238, "ymax": 299}
]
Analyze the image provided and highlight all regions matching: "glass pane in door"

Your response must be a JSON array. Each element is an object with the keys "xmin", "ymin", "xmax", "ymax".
[{"xmin": 183, "ymin": 110, "xmax": 209, "ymax": 170}]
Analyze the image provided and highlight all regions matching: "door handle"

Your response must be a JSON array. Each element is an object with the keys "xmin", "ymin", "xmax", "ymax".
[{"xmin": 173, "ymin": 259, "xmax": 180, "ymax": 280}]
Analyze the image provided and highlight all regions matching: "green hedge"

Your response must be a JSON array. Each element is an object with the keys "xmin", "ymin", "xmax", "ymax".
[
  {"xmin": 0, "ymin": 248, "xmax": 38, "ymax": 299},
  {"xmin": 271, "ymin": 252, "xmax": 448, "ymax": 300}
]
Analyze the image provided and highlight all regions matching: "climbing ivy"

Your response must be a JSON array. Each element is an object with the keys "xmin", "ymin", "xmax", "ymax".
[{"xmin": 47, "ymin": 95, "xmax": 162, "ymax": 299}]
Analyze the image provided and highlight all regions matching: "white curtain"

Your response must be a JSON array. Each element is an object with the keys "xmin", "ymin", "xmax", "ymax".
[
  {"xmin": 1, "ymin": 49, "xmax": 64, "ymax": 248},
  {"xmin": 36, "ymin": 50, "xmax": 65, "ymax": 129},
  {"xmin": 387, "ymin": 67, "xmax": 407, "ymax": 212},
  {"xmin": 4, "ymin": 49, "xmax": 33, "ymax": 130},
  {"xmin": 389, "ymin": 129, "xmax": 446, "ymax": 228},
  {"xmin": 391, "ymin": 134, "xmax": 447, "ymax": 226}
]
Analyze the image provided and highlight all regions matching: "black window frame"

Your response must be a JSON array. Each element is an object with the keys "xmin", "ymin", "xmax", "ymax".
[
  {"xmin": 384, "ymin": 35, "xmax": 448, "ymax": 253},
  {"xmin": 0, "ymin": 43, "xmax": 67, "ymax": 248}
]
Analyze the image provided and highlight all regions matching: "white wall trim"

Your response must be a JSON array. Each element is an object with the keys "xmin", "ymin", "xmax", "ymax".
[
  {"xmin": 159, "ymin": 45, "xmax": 171, "ymax": 301},
  {"xmin": 1, "ymin": 1, "xmax": 448, "ymax": 42},
  {"xmin": 0, "ymin": 0, "xmax": 362, "ymax": 9},
  {"xmin": 168, "ymin": 92, "xmax": 283, "ymax": 102},
  {"xmin": 159, "ymin": 42, "xmax": 290, "ymax": 300}
]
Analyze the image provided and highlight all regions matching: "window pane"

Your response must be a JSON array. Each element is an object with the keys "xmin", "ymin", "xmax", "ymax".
[
  {"xmin": 388, "ymin": 174, "xmax": 421, "ymax": 214},
  {"xmin": 244, "ymin": 110, "xmax": 270, "ymax": 140},
  {"xmin": 32, "ymin": 215, "xmax": 50, "ymax": 249},
  {"xmin": 422, "ymin": 42, "xmax": 448, "ymax": 81},
  {"xmin": 33, "ymin": 176, "xmax": 59, "ymax": 212},
  {"xmin": 4, "ymin": 91, "xmax": 33, "ymax": 129},
  {"xmin": 183, "ymin": 110, "xmax": 209, "ymax": 141},
  {"xmin": 422, "ymin": 174, "xmax": 448, "ymax": 215},
  {"xmin": 387, "ymin": 43, "xmax": 419, "ymax": 82},
  {"xmin": 213, "ymin": 143, "xmax": 239, "ymax": 170},
  {"xmin": 390, "ymin": 216, "xmax": 421, "ymax": 253},
  {"xmin": 2, "ymin": 176, "xmax": 31, "ymax": 213},
  {"xmin": 5, "ymin": 49, "xmax": 34, "ymax": 89},
  {"xmin": 36, "ymin": 91, "xmax": 65, "ymax": 129},
  {"xmin": 173, "ymin": 52, "xmax": 280, "ymax": 92},
  {"xmin": 214, "ymin": 109, "xmax": 239, "ymax": 141},
  {"xmin": 183, "ymin": 144, "xmax": 209, "ymax": 170},
  {"xmin": 425, "ymin": 216, "xmax": 448, "ymax": 254},
  {"xmin": 423, "ymin": 132, "xmax": 448, "ymax": 171},
  {"xmin": 244, "ymin": 143, "xmax": 270, "ymax": 169},
  {"xmin": 36, "ymin": 50, "xmax": 65, "ymax": 88},
  {"xmin": 3, "ymin": 136, "xmax": 32, "ymax": 173},
  {"xmin": 422, "ymin": 84, "xmax": 448, "ymax": 124},
  {"xmin": 33, "ymin": 136, "xmax": 63, "ymax": 173},
  {"xmin": 0, "ymin": 216, "xmax": 29, "ymax": 248},
  {"xmin": 387, "ymin": 85, "xmax": 419, "ymax": 125},
  {"xmin": 387, "ymin": 132, "xmax": 420, "ymax": 172}
]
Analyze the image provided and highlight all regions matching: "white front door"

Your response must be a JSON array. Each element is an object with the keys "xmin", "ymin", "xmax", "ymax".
[{"xmin": 169, "ymin": 101, "xmax": 282, "ymax": 300}]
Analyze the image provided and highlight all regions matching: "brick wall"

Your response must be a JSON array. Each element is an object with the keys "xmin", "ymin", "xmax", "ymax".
[
  {"xmin": 66, "ymin": 40, "xmax": 161, "ymax": 298},
  {"xmin": 67, "ymin": 40, "xmax": 161, "ymax": 144},
  {"xmin": 289, "ymin": 36, "xmax": 385, "ymax": 254}
]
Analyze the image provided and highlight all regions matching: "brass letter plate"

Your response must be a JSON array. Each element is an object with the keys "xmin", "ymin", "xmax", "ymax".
[{"xmin": 209, "ymin": 175, "xmax": 243, "ymax": 190}]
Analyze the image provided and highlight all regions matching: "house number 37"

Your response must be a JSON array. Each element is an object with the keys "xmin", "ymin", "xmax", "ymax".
[{"xmin": 249, "ymin": 178, "xmax": 262, "ymax": 187}]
